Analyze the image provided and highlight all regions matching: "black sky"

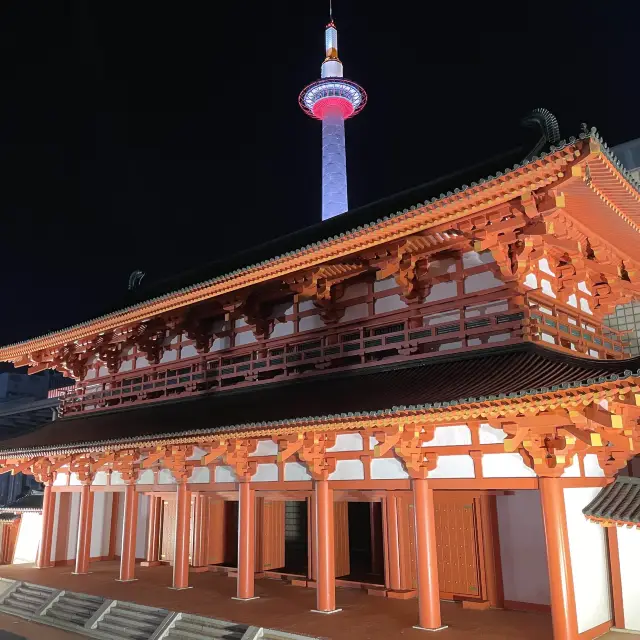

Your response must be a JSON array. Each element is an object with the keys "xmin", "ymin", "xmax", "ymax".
[{"xmin": 1, "ymin": 1, "xmax": 639, "ymax": 348}]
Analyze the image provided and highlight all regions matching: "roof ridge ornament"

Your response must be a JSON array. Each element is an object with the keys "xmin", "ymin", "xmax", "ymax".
[{"xmin": 522, "ymin": 108, "xmax": 561, "ymax": 162}]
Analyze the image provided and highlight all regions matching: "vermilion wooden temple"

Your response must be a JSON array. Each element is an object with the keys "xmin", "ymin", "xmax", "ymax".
[{"xmin": 0, "ymin": 128, "xmax": 639, "ymax": 640}]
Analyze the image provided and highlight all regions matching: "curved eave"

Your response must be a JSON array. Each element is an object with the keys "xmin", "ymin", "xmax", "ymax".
[
  {"xmin": 0, "ymin": 374, "xmax": 636, "ymax": 458},
  {"xmin": 3, "ymin": 129, "xmax": 640, "ymax": 361}
]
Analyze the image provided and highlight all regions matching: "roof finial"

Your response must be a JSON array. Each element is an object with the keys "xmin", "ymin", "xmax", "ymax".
[{"xmin": 329, "ymin": 0, "xmax": 333, "ymax": 19}]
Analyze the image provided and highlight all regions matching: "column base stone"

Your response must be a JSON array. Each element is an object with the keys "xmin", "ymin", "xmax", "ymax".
[
  {"xmin": 232, "ymin": 596, "xmax": 260, "ymax": 602},
  {"xmin": 413, "ymin": 625, "xmax": 449, "ymax": 632},
  {"xmin": 311, "ymin": 609, "xmax": 342, "ymax": 615}
]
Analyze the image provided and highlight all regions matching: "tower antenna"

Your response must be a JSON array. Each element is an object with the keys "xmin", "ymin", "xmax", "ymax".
[{"xmin": 329, "ymin": 0, "xmax": 333, "ymax": 19}]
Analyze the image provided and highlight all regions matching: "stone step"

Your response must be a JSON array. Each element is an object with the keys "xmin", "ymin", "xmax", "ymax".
[
  {"xmin": 174, "ymin": 618, "xmax": 247, "ymax": 635},
  {"xmin": 2, "ymin": 599, "xmax": 38, "ymax": 617},
  {"xmin": 97, "ymin": 619, "xmax": 150, "ymax": 640},
  {"xmin": 11, "ymin": 590, "xmax": 48, "ymax": 606},
  {"xmin": 20, "ymin": 584, "xmax": 56, "ymax": 597},
  {"xmin": 45, "ymin": 607, "xmax": 87, "ymax": 626},
  {"xmin": 57, "ymin": 597, "xmax": 101, "ymax": 614},
  {"xmin": 64, "ymin": 592, "xmax": 104, "ymax": 605},
  {"xmin": 108, "ymin": 605, "xmax": 167, "ymax": 625},
  {"xmin": 51, "ymin": 601, "xmax": 96, "ymax": 619},
  {"xmin": 105, "ymin": 611, "xmax": 160, "ymax": 632},
  {"xmin": 168, "ymin": 629, "xmax": 245, "ymax": 640}
]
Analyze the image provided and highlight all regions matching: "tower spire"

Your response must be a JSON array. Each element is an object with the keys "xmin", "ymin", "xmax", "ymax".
[{"xmin": 299, "ymin": 11, "xmax": 367, "ymax": 220}]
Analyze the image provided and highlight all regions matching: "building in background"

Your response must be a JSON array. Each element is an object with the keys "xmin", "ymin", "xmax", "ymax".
[{"xmin": 603, "ymin": 137, "xmax": 640, "ymax": 356}]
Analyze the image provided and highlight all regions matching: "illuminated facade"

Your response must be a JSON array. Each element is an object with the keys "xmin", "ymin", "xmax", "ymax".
[{"xmin": 300, "ymin": 19, "xmax": 366, "ymax": 220}]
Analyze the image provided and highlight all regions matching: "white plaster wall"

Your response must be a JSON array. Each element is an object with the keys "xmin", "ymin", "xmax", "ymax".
[
  {"xmin": 252, "ymin": 464, "xmax": 278, "ymax": 482},
  {"xmin": 430, "ymin": 257, "xmax": 457, "ymax": 276},
  {"xmin": 482, "ymin": 453, "xmax": 536, "ymax": 478},
  {"xmin": 298, "ymin": 300, "xmax": 316, "ymax": 312},
  {"xmin": 49, "ymin": 494, "xmax": 61, "ymax": 563},
  {"xmin": 189, "ymin": 468, "xmax": 210, "ymax": 484},
  {"xmin": 160, "ymin": 350, "xmax": 177, "ymax": 363},
  {"xmin": 618, "ymin": 526, "xmax": 640, "ymax": 631},
  {"xmin": 326, "ymin": 433, "xmax": 363, "ymax": 452},
  {"xmin": 463, "ymin": 250, "xmax": 495, "ymax": 268},
  {"xmin": 236, "ymin": 331, "xmax": 256, "ymax": 346},
  {"xmin": 271, "ymin": 321, "xmax": 294, "ymax": 338},
  {"xmin": 564, "ymin": 487, "xmax": 612, "ymax": 633},
  {"xmin": 93, "ymin": 471, "xmax": 108, "ymax": 486},
  {"xmin": 180, "ymin": 345, "xmax": 198, "ymax": 359},
  {"xmin": 582, "ymin": 456, "xmax": 605, "ymax": 477},
  {"xmin": 115, "ymin": 493, "xmax": 125, "ymax": 556},
  {"xmin": 423, "ymin": 425, "xmax": 471, "ymax": 446},
  {"xmin": 478, "ymin": 423, "xmax": 506, "ymax": 444},
  {"xmin": 339, "ymin": 303, "xmax": 368, "ymax": 323},
  {"xmin": 215, "ymin": 466, "xmax": 237, "ymax": 483},
  {"xmin": 373, "ymin": 276, "xmax": 396, "ymax": 292},
  {"xmin": 428, "ymin": 455, "xmax": 475, "ymax": 478},
  {"xmin": 135, "ymin": 495, "xmax": 149, "ymax": 559},
  {"xmin": 425, "ymin": 281, "xmax": 457, "ymax": 302},
  {"xmin": 136, "ymin": 356, "xmax": 149, "ymax": 369},
  {"xmin": 67, "ymin": 493, "xmax": 81, "ymax": 560},
  {"xmin": 119, "ymin": 360, "xmax": 133, "ymax": 373},
  {"xmin": 210, "ymin": 337, "xmax": 231, "ymax": 351},
  {"xmin": 90, "ymin": 493, "xmax": 109, "ymax": 558},
  {"xmin": 374, "ymin": 294, "xmax": 406, "ymax": 314},
  {"xmin": 158, "ymin": 469, "xmax": 176, "ymax": 485},
  {"xmin": 370, "ymin": 458, "xmax": 409, "ymax": 480},
  {"xmin": 138, "ymin": 469, "xmax": 155, "ymax": 484},
  {"xmin": 13, "ymin": 513, "xmax": 42, "ymax": 564},
  {"xmin": 328, "ymin": 460, "xmax": 365, "ymax": 481},
  {"xmin": 496, "ymin": 490, "xmax": 550, "ymax": 605},
  {"xmin": 69, "ymin": 473, "xmax": 82, "ymax": 486},
  {"xmin": 284, "ymin": 462, "xmax": 311, "ymax": 481},
  {"xmin": 299, "ymin": 314, "xmax": 325, "ymax": 332},
  {"xmin": 111, "ymin": 471, "xmax": 125, "ymax": 486},
  {"xmin": 250, "ymin": 440, "xmax": 279, "ymax": 457},
  {"xmin": 54, "ymin": 473, "xmax": 68, "ymax": 486},
  {"xmin": 464, "ymin": 271, "xmax": 503, "ymax": 294}
]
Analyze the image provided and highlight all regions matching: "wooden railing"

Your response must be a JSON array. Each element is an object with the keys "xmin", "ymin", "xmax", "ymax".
[{"xmin": 56, "ymin": 292, "xmax": 629, "ymax": 417}]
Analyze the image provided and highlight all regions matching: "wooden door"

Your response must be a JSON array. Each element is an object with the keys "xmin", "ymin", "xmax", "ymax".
[
  {"xmin": 207, "ymin": 499, "xmax": 226, "ymax": 565},
  {"xmin": 334, "ymin": 501, "xmax": 350, "ymax": 578},
  {"xmin": 256, "ymin": 499, "xmax": 285, "ymax": 572},
  {"xmin": 160, "ymin": 500, "xmax": 177, "ymax": 564},
  {"xmin": 433, "ymin": 492, "xmax": 481, "ymax": 599}
]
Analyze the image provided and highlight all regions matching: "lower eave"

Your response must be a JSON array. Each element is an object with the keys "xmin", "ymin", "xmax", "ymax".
[
  {"xmin": 583, "ymin": 475, "xmax": 640, "ymax": 528},
  {"xmin": 0, "ymin": 343, "xmax": 638, "ymax": 458}
]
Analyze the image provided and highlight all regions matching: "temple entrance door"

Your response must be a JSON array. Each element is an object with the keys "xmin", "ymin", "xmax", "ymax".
[
  {"xmin": 160, "ymin": 500, "xmax": 176, "ymax": 565},
  {"xmin": 222, "ymin": 501, "xmax": 239, "ymax": 568},
  {"xmin": 433, "ymin": 492, "xmax": 482, "ymax": 600},
  {"xmin": 283, "ymin": 500, "xmax": 308, "ymax": 576},
  {"xmin": 339, "ymin": 501, "xmax": 384, "ymax": 585},
  {"xmin": 207, "ymin": 499, "xmax": 225, "ymax": 565},
  {"xmin": 256, "ymin": 499, "xmax": 285, "ymax": 572},
  {"xmin": 334, "ymin": 501, "xmax": 350, "ymax": 578}
]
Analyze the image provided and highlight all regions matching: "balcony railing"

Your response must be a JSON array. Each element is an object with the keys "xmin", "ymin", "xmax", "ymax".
[{"xmin": 55, "ymin": 292, "xmax": 629, "ymax": 417}]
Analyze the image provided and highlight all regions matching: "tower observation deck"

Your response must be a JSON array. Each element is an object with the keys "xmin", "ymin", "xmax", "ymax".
[{"xmin": 299, "ymin": 17, "xmax": 367, "ymax": 221}]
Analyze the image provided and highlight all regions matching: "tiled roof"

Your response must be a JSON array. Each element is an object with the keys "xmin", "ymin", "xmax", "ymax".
[
  {"xmin": 3, "ymin": 126, "xmax": 636, "ymax": 357},
  {"xmin": 0, "ymin": 343, "xmax": 638, "ymax": 456},
  {"xmin": 583, "ymin": 476, "xmax": 640, "ymax": 527}
]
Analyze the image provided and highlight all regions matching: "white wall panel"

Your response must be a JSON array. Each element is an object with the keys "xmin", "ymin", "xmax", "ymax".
[
  {"xmin": 326, "ymin": 433, "xmax": 363, "ymax": 452},
  {"xmin": 422, "ymin": 425, "xmax": 472, "ymax": 447},
  {"xmin": 428, "ymin": 455, "xmax": 475, "ymax": 478},
  {"xmin": 618, "ymin": 526, "xmax": 640, "ymax": 631},
  {"xmin": 252, "ymin": 464, "xmax": 278, "ymax": 482},
  {"xmin": 496, "ymin": 491, "xmax": 550, "ymax": 605},
  {"xmin": 564, "ymin": 487, "xmax": 612, "ymax": 633},
  {"xmin": 13, "ymin": 513, "xmax": 42, "ymax": 564},
  {"xmin": 284, "ymin": 462, "xmax": 311, "ymax": 481},
  {"xmin": 482, "ymin": 453, "xmax": 536, "ymax": 478},
  {"xmin": 328, "ymin": 460, "xmax": 365, "ymax": 481},
  {"xmin": 370, "ymin": 458, "xmax": 409, "ymax": 480}
]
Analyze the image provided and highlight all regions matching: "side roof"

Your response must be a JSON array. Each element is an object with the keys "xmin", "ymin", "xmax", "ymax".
[{"xmin": 2, "ymin": 127, "xmax": 640, "ymax": 360}]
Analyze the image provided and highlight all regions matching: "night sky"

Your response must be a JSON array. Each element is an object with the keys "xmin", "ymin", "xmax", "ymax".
[{"xmin": 1, "ymin": 2, "xmax": 638, "ymax": 349}]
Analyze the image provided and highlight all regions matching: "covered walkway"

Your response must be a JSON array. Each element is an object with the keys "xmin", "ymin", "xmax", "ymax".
[{"xmin": 0, "ymin": 561, "xmax": 555, "ymax": 640}]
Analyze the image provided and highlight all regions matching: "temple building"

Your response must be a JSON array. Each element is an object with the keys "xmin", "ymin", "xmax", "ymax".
[{"xmin": 0, "ymin": 17, "xmax": 639, "ymax": 640}]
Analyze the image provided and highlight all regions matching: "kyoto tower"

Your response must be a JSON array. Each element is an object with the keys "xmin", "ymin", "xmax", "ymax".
[{"xmin": 299, "ymin": 7, "xmax": 367, "ymax": 221}]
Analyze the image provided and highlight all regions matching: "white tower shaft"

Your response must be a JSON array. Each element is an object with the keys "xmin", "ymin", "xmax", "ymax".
[{"xmin": 322, "ymin": 110, "xmax": 348, "ymax": 220}]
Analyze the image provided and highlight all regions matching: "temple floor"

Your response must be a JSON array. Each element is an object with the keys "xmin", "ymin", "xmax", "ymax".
[{"xmin": 0, "ymin": 561, "xmax": 623, "ymax": 640}]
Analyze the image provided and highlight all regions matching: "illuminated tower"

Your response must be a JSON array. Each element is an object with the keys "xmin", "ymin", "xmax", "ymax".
[{"xmin": 299, "ymin": 14, "xmax": 367, "ymax": 221}]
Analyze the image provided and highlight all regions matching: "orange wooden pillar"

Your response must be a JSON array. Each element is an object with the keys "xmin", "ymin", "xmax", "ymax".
[
  {"xmin": 118, "ymin": 483, "xmax": 139, "ymax": 581},
  {"xmin": 172, "ymin": 482, "xmax": 191, "ymax": 589},
  {"xmin": 607, "ymin": 527, "xmax": 625, "ymax": 630},
  {"xmin": 36, "ymin": 484, "xmax": 54, "ymax": 569},
  {"xmin": 412, "ymin": 478, "xmax": 446, "ymax": 632},
  {"xmin": 479, "ymin": 494, "xmax": 503, "ymax": 608},
  {"xmin": 142, "ymin": 495, "xmax": 162, "ymax": 567},
  {"xmin": 313, "ymin": 479, "xmax": 340, "ymax": 613},
  {"xmin": 235, "ymin": 481, "xmax": 258, "ymax": 600},
  {"xmin": 74, "ymin": 483, "xmax": 93, "ymax": 575},
  {"xmin": 539, "ymin": 478, "xmax": 578, "ymax": 640},
  {"xmin": 384, "ymin": 493, "xmax": 402, "ymax": 591}
]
